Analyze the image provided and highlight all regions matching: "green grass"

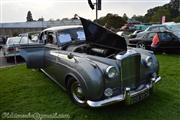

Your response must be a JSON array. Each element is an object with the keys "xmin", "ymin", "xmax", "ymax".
[{"xmin": 0, "ymin": 54, "xmax": 180, "ymax": 120}]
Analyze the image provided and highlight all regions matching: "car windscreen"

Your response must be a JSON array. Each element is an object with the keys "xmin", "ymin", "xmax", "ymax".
[
  {"xmin": 57, "ymin": 28, "xmax": 85, "ymax": 44},
  {"xmin": 7, "ymin": 37, "xmax": 21, "ymax": 45}
]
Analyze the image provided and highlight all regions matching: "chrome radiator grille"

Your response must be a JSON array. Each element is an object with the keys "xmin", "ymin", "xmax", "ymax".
[{"xmin": 121, "ymin": 54, "xmax": 141, "ymax": 89}]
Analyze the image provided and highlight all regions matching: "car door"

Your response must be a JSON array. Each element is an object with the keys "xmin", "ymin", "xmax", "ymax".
[
  {"xmin": 158, "ymin": 32, "xmax": 175, "ymax": 50},
  {"xmin": 40, "ymin": 31, "xmax": 63, "ymax": 81},
  {"xmin": 51, "ymin": 30, "xmax": 76, "ymax": 86},
  {"xmin": 19, "ymin": 44, "xmax": 45, "ymax": 69},
  {"xmin": 169, "ymin": 32, "xmax": 180, "ymax": 50}
]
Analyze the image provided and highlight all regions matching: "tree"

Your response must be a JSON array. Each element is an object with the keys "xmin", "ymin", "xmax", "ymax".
[
  {"xmin": 26, "ymin": 11, "xmax": 33, "ymax": 22},
  {"xmin": 150, "ymin": 8, "xmax": 171, "ymax": 22},
  {"xmin": 37, "ymin": 17, "xmax": 44, "ymax": 21},
  {"xmin": 95, "ymin": 13, "xmax": 126, "ymax": 30},
  {"xmin": 174, "ymin": 16, "xmax": 180, "ymax": 22},
  {"xmin": 143, "ymin": 0, "xmax": 179, "ymax": 23},
  {"xmin": 132, "ymin": 15, "xmax": 144, "ymax": 23},
  {"xmin": 56, "ymin": 19, "xmax": 61, "ymax": 21},
  {"xmin": 122, "ymin": 13, "xmax": 128, "ymax": 22},
  {"xmin": 48, "ymin": 18, "xmax": 55, "ymax": 21}
]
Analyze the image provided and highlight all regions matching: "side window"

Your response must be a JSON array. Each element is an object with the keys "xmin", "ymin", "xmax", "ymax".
[
  {"xmin": 40, "ymin": 32, "xmax": 57, "ymax": 45},
  {"xmin": 147, "ymin": 33, "xmax": 156, "ymax": 41},
  {"xmin": 47, "ymin": 33, "xmax": 57, "ymax": 45},
  {"xmin": 39, "ymin": 32, "xmax": 47, "ymax": 43},
  {"xmin": 159, "ymin": 33, "xmax": 172, "ymax": 41},
  {"xmin": 168, "ymin": 33, "xmax": 178, "ymax": 41},
  {"xmin": 20, "ymin": 36, "xmax": 28, "ymax": 44}
]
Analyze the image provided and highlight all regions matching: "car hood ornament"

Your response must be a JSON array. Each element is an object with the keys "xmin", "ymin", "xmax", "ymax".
[{"xmin": 80, "ymin": 17, "xmax": 127, "ymax": 51}]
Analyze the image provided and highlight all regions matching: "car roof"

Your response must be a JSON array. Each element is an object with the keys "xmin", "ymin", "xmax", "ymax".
[
  {"xmin": 150, "ymin": 24, "xmax": 166, "ymax": 27},
  {"xmin": 43, "ymin": 25, "xmax": 83, "ymax": 32},
  {"xmin": 7, "ymin": 36, "xmax": 21, "ymax": 40}
]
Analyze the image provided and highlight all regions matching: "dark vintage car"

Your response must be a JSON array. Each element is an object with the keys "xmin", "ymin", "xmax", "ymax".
[
  {"xmin": 128, "ymin": 31, "xmax": 180, "ymax": 53},
  {"xmin": 20, "ymin": 17, "xmax": 161, "ymax": 107},
  {"xmin": 136, "ymin": 25, "xmax": 169, "ymax": 38},
  {"xmin": 2, "ymin": 32, "xmax": 39, "ymax": 62}
]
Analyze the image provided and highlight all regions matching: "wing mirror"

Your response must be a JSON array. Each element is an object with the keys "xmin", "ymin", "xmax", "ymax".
[{"xmin": 67, "ymin": 53, "xmax": 74, "ymax": 59}]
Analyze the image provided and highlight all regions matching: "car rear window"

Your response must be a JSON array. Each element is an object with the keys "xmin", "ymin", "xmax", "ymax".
[{"xmin": 7, "ymin": 37, "xmax": 21, "ymax": 45}]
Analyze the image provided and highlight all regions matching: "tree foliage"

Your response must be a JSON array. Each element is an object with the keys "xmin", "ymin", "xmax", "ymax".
[
  {"xmin": 174, "ymin": 16, "xmax": 180, "ymax": 22},
  {"xmin": 95, "ymin": 13, "xmax": 126, "ymax": 29},
  {"xmin": 26, "ymin": 11, "xmax": 33, "ymax": 22},
  {"xmin": 143, "ymin": 0, "xmax": 180, "ymax": 23},
  {"xmin": 122, "ymin": 13, "xmax": 128, "ymax": 22},
  {"xmin": 37, "ymin": 17, "xmax": 44, "ymax": 21},
  {"xmin": 150, "ymin": 8, "xmax": 171, "ymax": 22},
  {"xmin": 132, "ymin": 15, "xmax": 145, "ymax": 23}
]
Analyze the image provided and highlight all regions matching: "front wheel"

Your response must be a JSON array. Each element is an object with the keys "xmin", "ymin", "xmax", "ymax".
[
  {"xmin": 67, "ymin": 78, "xmax": 87, "ymax": 107},
  {"xmin": 136, "ymin": 42, "xmax": 146, "ymax": 49},
  {"xmin": 6, "ymin": 57, "xmax": 12, "ymax": 63}
]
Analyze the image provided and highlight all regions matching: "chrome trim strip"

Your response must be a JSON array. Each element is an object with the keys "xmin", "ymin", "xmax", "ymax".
[
  {"xmin": 40, "ymin": 69, "xmax": 66, "ymax": 91},
  {"xmin": 87, "ymin": 76, "xmax": 161, "ymax": 107}
]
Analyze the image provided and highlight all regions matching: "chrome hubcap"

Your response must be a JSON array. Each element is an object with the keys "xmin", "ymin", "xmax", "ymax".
[
  {"xmin": 71, "ymin": 82, "xmax": 85, "ymax": 104},
  {"xmin": 137, "ymin": 43, "xmax": 145, "ymax": 49}
]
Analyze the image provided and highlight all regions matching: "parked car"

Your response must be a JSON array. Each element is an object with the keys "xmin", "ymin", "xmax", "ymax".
[
  {"xmin": 2, "ymin": 32, "xmax": 39, "ymax": 62},
  {"xmin": 128, "ymin": 30, "xmax": 143, "ymax": 38},
  {"xmin": 136, "ymin": 25, "xmax": 169, "ymax": 38},
  {"xmin": 0, "ymin": 37, "xmax": 4, "ymax": 49},
  {"xmin": 128, "ymin": 31, "xmax": 180, "ymax": 52},
  {"xmin": 20, "ymin": 17, "xmax": 161, "ymax": 107},
  {"xmin": 165, "ymin": 23, "xmax": 180, "ymax": 38},
  {"xmin": 0, "ymin": 37, "xmax": 6, "ymax": 49},
  {"xmin": 137, "ymin": 24, "xmax": 180, "ymax": 39}
]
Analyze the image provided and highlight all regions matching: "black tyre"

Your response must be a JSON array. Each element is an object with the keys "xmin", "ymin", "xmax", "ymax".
[
  {"xmin": 67, "ymin": 77, "xmax": 87, "ymax": 107},
  {"xmin": 6, "ymin": 57, "xmax": 12, "ymax": 63}
]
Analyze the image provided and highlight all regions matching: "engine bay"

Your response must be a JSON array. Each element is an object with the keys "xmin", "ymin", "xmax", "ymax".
[{"xmin": 64, "ymin": 43, "xmax": 124, "ymax": 59}]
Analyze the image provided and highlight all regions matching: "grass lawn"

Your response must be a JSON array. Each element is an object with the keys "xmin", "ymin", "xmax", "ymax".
[{"xmin": 0, "ymin": 54, "xmax": 180, "ymax": 120}]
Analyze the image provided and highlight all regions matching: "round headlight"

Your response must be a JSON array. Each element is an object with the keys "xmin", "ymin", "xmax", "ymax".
[
  {"xmin": 145, "ymin": 56, "xmax": 153, "ymax": 67},
  {"xmin": 106, "ymin": 66, "xmax": 117, "ymax": 79}
]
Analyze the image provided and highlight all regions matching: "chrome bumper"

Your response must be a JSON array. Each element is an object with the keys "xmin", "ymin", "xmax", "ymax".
[
  {"xmin": 4, "ymin": 53, "xmax": 20, "ymax": 57},
  {"xmin": 87, "ymin": 76, "xmax": 161, "ymax": 107}
]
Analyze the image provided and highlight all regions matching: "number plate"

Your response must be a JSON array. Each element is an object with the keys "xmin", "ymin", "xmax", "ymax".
[{"xmin": 130, "ymin": 90, "xmax": 149, "ymax": 104}]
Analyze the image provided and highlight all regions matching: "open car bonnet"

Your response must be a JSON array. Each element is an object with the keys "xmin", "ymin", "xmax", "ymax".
[{"xmin": 80, "ymin": 17, "xmax": 127, "ymax": 51}]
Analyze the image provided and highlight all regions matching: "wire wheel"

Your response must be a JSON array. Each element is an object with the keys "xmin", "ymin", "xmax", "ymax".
[{"xmin": 71, "ymin": 81, "xmax": 85, "ymax": 104}]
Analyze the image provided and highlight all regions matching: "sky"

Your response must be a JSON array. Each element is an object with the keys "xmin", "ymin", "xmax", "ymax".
[{"xmin": 0, "ymin": 0, "xmax": 170, "ymax": 23}]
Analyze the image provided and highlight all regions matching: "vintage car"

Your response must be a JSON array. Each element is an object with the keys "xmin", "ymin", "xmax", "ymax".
[
  {"xmin": 20, "ymin": 17, "xmax": 161, "ymax": 107},
  {"xmin": 2, "ymin": 32, "xmax": 39, "ymax": 62}
]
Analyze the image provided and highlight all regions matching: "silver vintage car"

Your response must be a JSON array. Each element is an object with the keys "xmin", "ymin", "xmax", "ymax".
[{"xmin": 20, "ymin": 17, "xmax": 161, "ymax": 107}]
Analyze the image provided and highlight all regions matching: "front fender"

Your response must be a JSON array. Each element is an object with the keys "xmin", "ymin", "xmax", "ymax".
[
  {"xmin": 132, "ymin": 48, "xmax": 159, "ymax": 75},
  {"xmin": 73, "ymin": 60, "xmax": 105, "ymax": 100}
]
